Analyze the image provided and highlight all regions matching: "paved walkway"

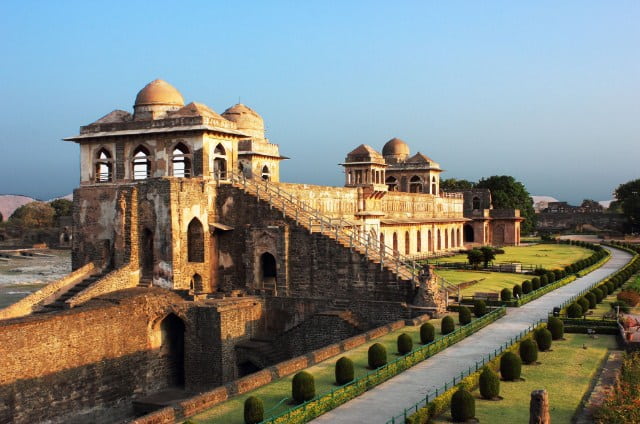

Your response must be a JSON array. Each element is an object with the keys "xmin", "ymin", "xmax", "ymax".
[{"xmin": 312, "ymin": 246, "xmax": 632, "ymax": 424}]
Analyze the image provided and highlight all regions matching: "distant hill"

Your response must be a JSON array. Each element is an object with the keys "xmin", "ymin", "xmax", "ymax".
[{"xmin": 0, "ymin": 195, "xmax": 36, "ymax": 222}]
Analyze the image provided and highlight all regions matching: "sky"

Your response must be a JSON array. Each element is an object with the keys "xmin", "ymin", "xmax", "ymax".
[{"xmin": 0, "ymin": 1, "xmax": 638, "ymax": 204}]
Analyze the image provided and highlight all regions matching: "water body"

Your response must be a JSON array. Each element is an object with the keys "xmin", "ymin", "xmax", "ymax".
[{"xmin": 0, "ymin": 250, "xmax": 71, "ymax": 308}]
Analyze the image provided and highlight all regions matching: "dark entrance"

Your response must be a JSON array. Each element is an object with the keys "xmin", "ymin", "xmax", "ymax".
[
  {"xmin": 260, "ymin": 252, "xmax": 277, "ymax": 288},
  {"xmin": 463, "ymin": 225, "xmax": 474, "ymax": 243},
  {"xmin": 160, "ymin": 314, "xmax": 185, "ymax": 388},
  {"xmin": 141, "ymin": 228, "xmax": 154, "ymax": 275}
]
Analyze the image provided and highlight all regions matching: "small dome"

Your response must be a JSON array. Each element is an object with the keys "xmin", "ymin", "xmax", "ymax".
[
  {"xmin": 382, "ymin": 138, "xmax": 410, "ymax": 156},
  {"xmin": 222, "ymin": 103, "xmax": 265, "ymax": 139},
  {"xmin": 134, "ymin": 79, "xmax": 185, "ymax": 107}
]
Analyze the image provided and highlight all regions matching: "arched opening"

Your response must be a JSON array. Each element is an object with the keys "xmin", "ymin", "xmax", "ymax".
[
  {"xmin": 260, "ymin": 252, "xmax": 277, "ymax": 288},
  {"xmin": 445, "ymin": 229, "xmax": 449, "ymax": 249},
  {"xmin": 261, "ymin": 165, "xmax": 271, "ymax": 181},
  {"xmin": 190, "ymin": 273, "xmax": 203, "ymax": 292},
  {"xmin": 451, "ymin": 228, "xmax": 456, "ymax": 248},
  {"xmin": 141, "ymin": 228, "xmax": 154, "ymax": 276},
  {"xmin": 437, "ymin": 229, "xmax": 441, "ymax": 250},
  {"xmin": 457, "ymin": 228, "xmax": 461, "ymax": 246},
  {"xmin": 409, "ymin": 176, "xmax": 423, "ymax": 193},
  {"xmin": 464, "ymin": 224, "xmax": 475, "ymax": 243},
  {"xmin": 428, "ymin": 230, "xmax": 432, "ymax": 252},
  {"xmin": 380, "ymin": 233, "xmax": 385, "ymax": 253},
  {"xmin": 386, "ymin": 176, "xmax": 398, "ymax": 192},
  {"xmin": 132, "ymin": 146, "xmax": 151, "ymax": 180},
  {"xmin": 392, "ymin": 232, "xmax": 398, "ymax": 253},
  {"xmin": 213, "ymin": 144, "xmax": 227, "ymax": 179},
  {"xmin": 172, "ymin": 143, "xmax": 192, "ymax": 178},
  {"xmin": 431, "ymin": 176, "xmax": 437, "ymax": 195},
  {"xmin": 416, "ymin": 230, "xmax": 421, "ymax": 253},
  {"xmin": 472, "ymin": 196, "xmax": 481, "ymax": 210},
  {"xmin": 187, "ymin": 218, "xmax": 204, "ymax": 263},
  {"xmin": 159, "ymin": 314, "xmax": 185, "ymax": 388},
  {"xmin": 95, "ymin": 148, "xmax": 113, "ymax": 182},
  {"xmin": 405, "ymin": 231, "xmax": 410, "ymax": 254}
]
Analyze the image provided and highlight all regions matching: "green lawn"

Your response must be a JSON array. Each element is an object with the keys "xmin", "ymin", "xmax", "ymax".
[
  {"xmin": 433, "ymin": 244, "xmax": 592, "ymax": 270},
  {"xmin": 436, "ymin": 269, "xmax": 530, "ymax": 296},
  {"xmin": 192, "ymin": 315, "xmax": 472, "ymax": 423},
  {"xmin": 433, "ymin": 334, "xmax": 617, "ymax": 423}
]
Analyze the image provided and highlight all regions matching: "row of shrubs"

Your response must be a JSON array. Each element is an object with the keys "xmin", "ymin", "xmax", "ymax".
[
  {"xmin": 243, "ymin": 315, "xmax": 495, "ymax": 424},
  {"xmin": 408, "ymin": 322, "xmax": 563, "ymax": 423}
]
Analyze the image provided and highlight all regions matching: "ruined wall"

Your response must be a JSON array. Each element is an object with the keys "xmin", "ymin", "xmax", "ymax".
[{"xmin": 536, "ymin": 212, "xmax": 625, "ymax": 233}]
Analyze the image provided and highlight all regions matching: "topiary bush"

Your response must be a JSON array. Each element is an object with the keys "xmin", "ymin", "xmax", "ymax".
[
  {"xmin": 420, "ymin": 322, "xmax": 435, "ymax": 344},
  {"xmin": 458, "ymin": 306, "xmax": 472, "ymax": 325},
  {"xmin": 607, "ymin": 281, "xmax": 615, "ymax": 294},
  {"xmin": 513, "ymin": 284, "xmax": 523, "ymax": 298},
  {"xmin": 535, "ymin": 328, "xmax": 552, "ymax": 351},
  {"xmin": 519, "ymin": 338, "xmax": 538, "ymax": 364},
  {"xmin": 532, "ymin": 277, "xmax": 541, "ymax": 291},
  {"xmin": 540, "ymin": 274, "xmax": 549, "ymax": 286},
  {"xmin": 473, "ymin": 299, "xmax": 487, "ymax": 318},
  {"xmin": 592, "ymin": 287, "xmax": 604, "ymax": 303},
  {"xmin": 397, "ymin": 333, "xmax": 413, "ymax": 355},
  {"xmin": 547, "ymin": 272, "xmax": 556, "ymax": 284},
  {"xmin": 441, "ymin": 315, "xmax": 455, "ymax": 335},
  {"xmin": 500, "ymin": 288, "xmax": 512, "ymax": 302},
  {"xmin": 600, "ymin": 284, "xmax": 609, "ymax": 296},
  {"xmin": 368, "ymin": 343, "xmax": 387, "ymax": 369},
  {"xmin": 578, "ymin": 297, "xmax": 590, "ymax": 314},
  {"xmin": 585, "ymin": 292, "xmax": 597, "ymax": 309},
  {"xmin": 334, "ymin": 356, "xmax": 354, "ymax": 385},
  {"xmin": 244, "ymin": 396, "xmax": 264, "ymax": 424},
  {"xmin": 500, "ymin": 351, "xmax": 522, "ymax": 381},
  {"xmin": 450, "ymin": 386, "xmax": 475, "ymax": 422},
  {"xmin": 479, "ymin": 367, "xmax": 500, "ymax": 400},
  {"xmin": 547, "ymin": 316, "xmax": 564, "ymax": 340},
  {"xmin": 522, "ymin": 280, "xmax": 532, "ymax": 294},
  {"xmin": 292, "ymin": 371, "xmax": 315, "ymax": 404},
  {"xmin": 567, "ymin": 302, "xmax": 583, "ymax": 318}
]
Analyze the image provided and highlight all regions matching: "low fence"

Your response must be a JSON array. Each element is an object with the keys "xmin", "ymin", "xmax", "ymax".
[
  {"xmin": 258, "ymin": 307, "xmax": 506, "ymax": 424},
  {"xmin": 430, "ymin": 261, "xmax": 542, "ymax": 274}
]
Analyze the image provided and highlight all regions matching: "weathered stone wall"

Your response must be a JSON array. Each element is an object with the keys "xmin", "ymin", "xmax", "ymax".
[{"xmin": 536, "ymin": 212, "xmax": 625, "ymax": 232}]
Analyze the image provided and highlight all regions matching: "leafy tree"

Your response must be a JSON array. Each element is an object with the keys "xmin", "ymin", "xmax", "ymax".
[
  {"xmin": 476, "ymin": 175, "xmax": 536, "ymax": 234},
  {"xmin": 0, "ymin": 211, "xmax": 3, "ymax": 222},
  {"xmin": 49, "ymin": 198, "xmax": 73, "ymax": 219},
  {"xmin": 9, "ymin": 202, "xmax": 55, "ymax": 229},
  {"xmin": 479, "ymin": 246, "xmax": 496, "ymax": 268},
  {"xmin": 467, "ymin": 248, "xmax": 483, "ymax": 269},
  {"xmin": 614, "ymin": 179, "xmax": 640, "ymax": 233},
  {"xmin": 441, "ymin": 178, "xmax": 476, "ymax": 191}
]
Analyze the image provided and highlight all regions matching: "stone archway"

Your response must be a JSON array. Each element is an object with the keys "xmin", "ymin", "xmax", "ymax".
[
  {"xmin": 260, "ymin": 252, "xmax": 277, "ymax": 290},
  {"xmin": 141, "ymin": 228, "xmax": 154, "ymax": 276},
  {"xmin": 464, "ymin": 224, "xmax": 474, "ymax": 243},
  {"xmin": 159, "ymin": 313, "xmax": 185, "ymax": 388}
]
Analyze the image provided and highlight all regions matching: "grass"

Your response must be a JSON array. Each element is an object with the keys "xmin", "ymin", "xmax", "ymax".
[
  {"xmin": 435, "ymin": 269, "xmax": 530, "ymax": 296},
  {"xmin": 433, "ymin": 333, "xmax": 618, "ymax": 423},
  {"xmin": 433, "ymin": 244, "xmax": 592, "ymax": 270},
  {"xmin": 192, "ymin": 315, "xmax": 476, "ymax": 424}
]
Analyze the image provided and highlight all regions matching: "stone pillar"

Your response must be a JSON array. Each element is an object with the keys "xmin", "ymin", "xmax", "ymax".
[{"xmin": 529, "ymin": 389, "xmax": 550, "ymax": 424}]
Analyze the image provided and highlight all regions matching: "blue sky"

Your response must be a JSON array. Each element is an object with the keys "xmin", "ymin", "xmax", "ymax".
[{"xmin": 1, "ymin": 1, "xmax": 638, "ymax": 203}]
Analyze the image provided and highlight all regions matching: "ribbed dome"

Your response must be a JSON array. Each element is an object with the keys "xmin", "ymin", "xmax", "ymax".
[
  {"xmin": 382, "ymin": 138, "xmax": 410, "ymax": 156},
  {"xmin": 134, "ymin": 79, "xmax": 185, "ymax": 107},
  {"xmin": 222, "ymin": 103, "xmax": 265, "ymax": 139}
]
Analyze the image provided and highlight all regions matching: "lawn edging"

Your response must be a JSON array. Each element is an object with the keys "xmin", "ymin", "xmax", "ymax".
[{"xmin": 259, "ymin": 307, "xmax": 506, "ymax": 424}]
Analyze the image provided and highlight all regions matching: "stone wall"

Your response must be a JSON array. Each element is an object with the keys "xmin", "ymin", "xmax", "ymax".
[{"xmin": 536, "ymin": 212, "xmax": 625, "ymax": 233}]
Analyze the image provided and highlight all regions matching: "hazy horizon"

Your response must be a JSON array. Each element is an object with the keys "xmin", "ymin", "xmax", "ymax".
[{"xmin": 1, "ymin": 1, "xmax": 638, "ymax": 204}]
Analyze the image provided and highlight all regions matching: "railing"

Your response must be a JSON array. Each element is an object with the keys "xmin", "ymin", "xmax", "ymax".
[
  {"xmin": 223, "ymin": 171, "xmax": 421, "ymax": 284},
  {"xmin": 385, "ymin": 317, "xmax": 546, "ymax": 424}
]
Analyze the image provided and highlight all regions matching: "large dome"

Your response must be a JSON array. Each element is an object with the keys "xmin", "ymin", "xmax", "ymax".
[
  {"xmin": 382, "ymin": 138, "xmax": 410, "ymax": 156},
  {"xmin": 134, "ymin": 79, "xmax": 185, "ymax": 107},
  {"xmin": 222, "ymin": 103, "xmax": 265, "ymax": 139}
]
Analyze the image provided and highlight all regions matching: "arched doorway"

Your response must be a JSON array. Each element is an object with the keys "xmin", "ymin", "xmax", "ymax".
[
  {"xmin": 191, "ymin": 273, "xmax": 203, "ymax": 292},
  {"xmin": 405, "ymin": 231, "xmax": 410, "ymax": 254},
  {"xmin": 464, "ymin": 224, "xmax": 475, "ymax": 243},
  {"xmin": 409, "ymin": 176, "xmax": 423, "ymax": 193},
  {"xmin": 213, "ymin": 144, "xmax": 227, "ymax": 179},
  {"xmin": 386, "ymin": 176, "xmax": 398, "ymax": 191},
  {"xmin": 261, "ymin": 165, "xmax": 271, "ymax": 181},
  {"xmin": 392, "ymin": 232, "xmax": 398, "ymax": 254},
  {"xmin": 260, "ymin": 252, "xmax": 277, "ymax": 289},
  {"xmin": 159, "ymin": 314, "xmax": 185, "ymax": 388},
  {"xmin": 187, "ymin": 218, "xmax": 204, "ymax": 263},
  {"xmin": 141, "ymin": 228, "xmax": 154, "ymax": 276}
]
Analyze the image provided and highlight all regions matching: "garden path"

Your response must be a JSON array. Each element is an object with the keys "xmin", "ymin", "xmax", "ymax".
[{"xmin": 312, "ymin": 246, "xmax": 632, "ymax": 424}]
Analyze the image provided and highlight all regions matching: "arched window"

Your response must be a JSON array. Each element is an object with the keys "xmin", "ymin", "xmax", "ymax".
[
  {"xmin": 95, "ymin": 148, "xmax": 113, "ymax": 182},
  {"xmin": 393, "ymin": 232, "xmax": 398, "ymax": 253},
  {"xmin": 187, "ymin": 218, "xmax": 204, "ymax": 263},
  {"xmin": 260, "ymin": 252, "xmax": 277, "ymax": 288},
  {"xmin": 416, "ymin": 230, "xmax": 421, "ymax": 252},
  {"xmin": 191, "ymin": 273, "xmax": 203, "ymax": 292},
  {"xmin": 261, "ymin": 165, "xmax": 271, "ymax": 181},
  {"xmin": 405, "ymin": 231, "xmax": 410, "ymax": 255},
  {"xmin": 445, "ymin": 229, "xmax": 449, "ymax": 249},
  {"xmin": 428, "ymin": 230, "xmax": 432, "ymax": 252},
  {"xmin": 451, "ymin": 228, "xmax": 456, "ymax": 248},
  {"xmin": 172, "ymin": 143, "xmax": 192, "ymax": 178},
  {"xmin": 213, "ymin": 143, "xmax": 227, "ymax": 179},
  {"xmin": 431, "ymin": 176, "xmax": 437, "ymax": 195},
  {"xmin": 380, "ymin": 233, "xmax": 385, "ymax": 253},
  {"xmin": 437, "ymin": 229, "xmax": 441, "ymax": 250},
  {"xmin": 472, "ymin": 196, "xmax": 481, "ymax": 210},
  {"xmin": 386, "ymin": 176, "xmax": 398, "ymax": 191},
  {"xmin": 409, "ymin": 176, "xmax": 423, "ymax": 193},
  {"xmin": 132, "ymin": 146, "xmax": 151, "ymax": 180}
]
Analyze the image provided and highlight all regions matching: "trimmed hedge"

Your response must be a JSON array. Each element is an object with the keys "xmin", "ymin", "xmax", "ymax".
[
  {"xmin": 500, "ymin": 288, "xmax": 512, "ymax": 302},
  {"xmin": 458, "ymin": 306, "xmax": 472, "ymax": 325},
  {"xmin": 479, "ymin": 367, "xmax": 500, "ymax": 400},
  {"xmin": 500, "ymin": 352, "xmax": 522, "ymax": 381},
  {"xmin": 368, "ymin": 343, "xmax": 387, "ymax": 369},
  {"xmin": 441, "ymin": 316, "xmax": 455, "ymax": 335},
  {"xmin": 451, "ymin": 387, "xmax": 475, "ymax": 422},
  {"xmin": 577, "ymin": 297, "xmax": 590, "ymax": 314},
  {"xmin": 535, "ymin": 328, "xmax": 552, "ymax": 352},
  {"xmin": 473, "ymin": 300, "xmax": 487, "ymax": 318},
  {"xmin": 292, "ymin": 371, "xmax": 315, "ymax": 404},
  {"xmin": 244, "ymin": 396, "xmax": 264, "ymax": 424},
  {"xmin": 548, "ymin": 316, "xmax": 564, "ymax": 340},
  {"xmin": 567, "ymin": 303, "xmax": 583, "ymax": 318},
  {"xmin": 522, "ymin": 280, "xmax": 532, "ymax": 294},
  {"xmin": 420, "ymin": 322, "xmax": 435, "ymax": 344},
  {"xmin": 532, "ymin": 277, "xmax": 541, "ymax": 291},
  {"xmin": 335, "ymin": 357, "xmax": 354, "ymax": 385},
  {"xmin": 513, "ymin": 284, "xmax": 523, "ymax": 298},
  {"xmin": 585, "ymin": 292, "xmax": 597, "ymax": 309},
  {"xmin": 519, "ymin": 339, "xmax": 538, "ymax": 364},
  {"xmin": 397, "ymin": 333, "xmax": 413, "ymax": 355}
]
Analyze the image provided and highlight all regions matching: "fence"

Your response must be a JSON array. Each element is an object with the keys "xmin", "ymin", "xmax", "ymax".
[
  {"xmin": 258, "ymin": 307, "xmax": 506, "ymax": 424},
  {"xmin": 385, "ymin": 318, "xmax": 546, "ymax": 424}
]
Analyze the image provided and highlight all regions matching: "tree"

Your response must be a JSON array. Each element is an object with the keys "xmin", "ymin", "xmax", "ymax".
[
  {"xmin": 614, "ymin": 179, "xmax": 640, "ymax": 233},
  {"xmin": 9, "ymin": 202, "xmax": 55, "ymax": 229},
  {"xmin": 467, "ymin": 248, "xmax": 483, "ymax": 269},
  {"xmin": 49, "ymin": 198, "xmax": 73, "ymax": 219},
  {"xmin": 476, "ymin": 175, "xmax": 536, "ymax": 234},
  {"xmin": 440, "ymin": 178, "xmax": 476, "ymax": 191},
  {"xmin": 479, "ymin": 246, "xmax": 496, "ymax": 268}
]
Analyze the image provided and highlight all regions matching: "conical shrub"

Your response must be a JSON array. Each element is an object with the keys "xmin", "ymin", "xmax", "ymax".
[
  {"xmin": 519, "ymin": 339, "xmax": 538, "ymax": 364},
  {"xmin": 547, "ymin": 316, "xmax": 564, "ymax": 340},
  {"xmin": 451, "ymin": 387, "xmax": 475, "ymax": 422},
  {"xmin": 292, "ymin": 371, "xmax": 315, "ymax": 404},
  {"xmin": 473, "ymin": 299, "xmax": 487, "ymax": 318},
  {"xmin": 479, "ymin": 367, "xmax": 500, "ymax": 400},
  {"xmin": 535, "ymin": 328, "xmax": 552, "ymax": 351},
  {"xmin": 244, "ymin": 396, "xmax": 264, "ymax": 424},
  {"xmin": 397, "ymin": 333, "xmax": 413, "ymax": 355},
  {"xmin": 458, "ymin": 306, "xmax": 471, "ymax": 325},
  {"xmin": 441, "ymin": 316, "xmax": 455, "ymax": 335},
  {"xmin": 420, "ymin": 322, "xmax": 435, "ymax": 344},
  {"xmin": 368, "ymin": 343, "xmax": 387, "ymax": 369},
  {"xmin": 500, "ymin": 351, "xmax": 522, "ymax": 381},
  {"xmin": 335, "ymin": 356, "xmax": 354, "ymax": 385}
]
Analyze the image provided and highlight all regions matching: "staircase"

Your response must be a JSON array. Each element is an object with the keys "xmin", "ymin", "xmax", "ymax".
[
  {"xmin": 236, "ymin": 339, "xmax": 290, "ymax": 366},
  {"xmin": 225, "ymin": 172, "xmax": 420, "ymax": 286},
  {"xmin": 38, "ymin": 271, "xmax": 108, "ymax": 312}
]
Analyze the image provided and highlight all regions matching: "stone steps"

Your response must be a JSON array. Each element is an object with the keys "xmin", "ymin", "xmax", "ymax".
[{"xmin": 38, "ymin": 272, "xmax": 108, "ymax": 311}]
